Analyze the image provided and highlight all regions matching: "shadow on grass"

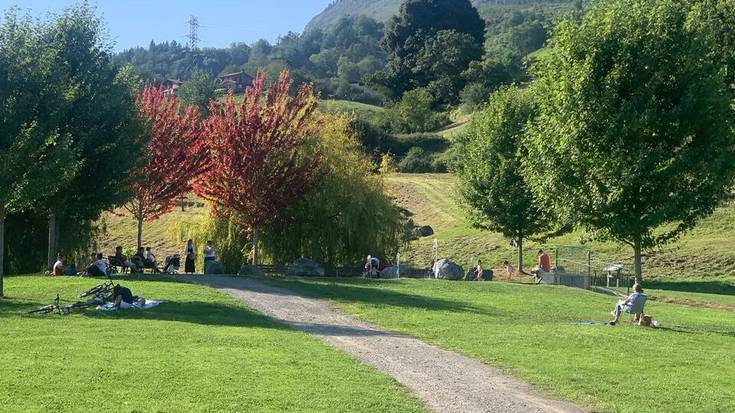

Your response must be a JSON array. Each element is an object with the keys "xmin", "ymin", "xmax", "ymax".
[
  {"xmin": 0, "ymin": 297, "xmax": 47, "ymax": 317},
  {"xmin": 646, "ymin": 279, "xmax": 735, "ymax": 296},
  {"xmin": 265, "ymin": 277, "xmax": 502, "ymax": 317},
  {"xmin": 81, "ymin": 299, "xmax": 288, "ymax": 329},
  {"xmin": 657, "ymin": 324, "xmax": 735, "ymax": 338}
]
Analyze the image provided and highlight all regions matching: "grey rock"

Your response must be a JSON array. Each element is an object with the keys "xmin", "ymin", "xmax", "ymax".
[
  {"xmin": 238, "ymin": 264, "xmax": 264, "ymax": 277},
  {"xmin": 287, "ymin": 257, "xmax": 325, "ymax": 277},
  {"xmin": 380, "ymin": 265, "xmax": 410, "ymax": 278},
  {"xmin": 433, "ymin": 259, "xmax": 465, "ymax": 280},
  {"xmin": 414, "ymin": 225, "xmax": 434, "ymax": 237}
]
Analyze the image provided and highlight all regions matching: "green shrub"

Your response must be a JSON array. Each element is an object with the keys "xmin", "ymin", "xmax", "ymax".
[{"xmin": 379, "ymin": 89, "xmax": 450, "ymax": 134}]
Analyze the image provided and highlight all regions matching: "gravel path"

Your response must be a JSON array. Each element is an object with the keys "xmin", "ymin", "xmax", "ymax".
[{"xmin": 185, "ymin": 275, "xmax": 585, "ymax": 413}]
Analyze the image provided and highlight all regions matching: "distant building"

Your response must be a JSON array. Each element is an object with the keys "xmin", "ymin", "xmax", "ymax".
[
  {"xmin": 163, "ymin": 79, "xmax": 183, "ymax": 96},
  {"xmin": 217, "ymin": 71, "xmax": 254, "ymax": 94}
]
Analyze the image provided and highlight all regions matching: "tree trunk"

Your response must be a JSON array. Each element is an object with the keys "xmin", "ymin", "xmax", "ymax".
[
  {"xmin": 517, "ymin": 236, "xmax": 526, "ymax": 275},
  {"xmin": 633, "ymin": 238, "xmax": 643, "ymax": 285},
  {"xmin": 137, "ymin": 217, "xmax": 144, "ymax": 250},
  {"xmin": 0, "ymin": 209, "xmax": 5, "ymax": 298},
  {"xmin": 47, "ymin": 209, "xmax": 56, "ymax": 271},
  {"xmin": 251, "ymin": 228, "xmax": 258, "ymax": 266}
]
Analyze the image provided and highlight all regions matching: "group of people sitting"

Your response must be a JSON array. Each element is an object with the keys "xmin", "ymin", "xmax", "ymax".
[{"xmin": 49, "ymin": 240, "xmax": 218, "ymax": 276}]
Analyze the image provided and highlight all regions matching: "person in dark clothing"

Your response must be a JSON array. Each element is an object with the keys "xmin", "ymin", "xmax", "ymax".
[
  {"xmin": 184, "ymin": 239, "xmax": 196, "ymax": 274},
  {"xmin": 112, "ymin": 284, "xmax": 146, "ymax": 309}
]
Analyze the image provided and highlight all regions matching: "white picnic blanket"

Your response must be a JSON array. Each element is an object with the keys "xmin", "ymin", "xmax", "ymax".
[{"xmin": 97, "ymin": 300, "xmax": 163, "ymax": 312}]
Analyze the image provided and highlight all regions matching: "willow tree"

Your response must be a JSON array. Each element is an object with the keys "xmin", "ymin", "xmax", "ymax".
[
  {"xmin": 260, "ymin": 113, "xmax": 406, "ymax": 268},
  {"xmin": 525, "ymin": 0, "xmax": 735, "ymax": 283}
]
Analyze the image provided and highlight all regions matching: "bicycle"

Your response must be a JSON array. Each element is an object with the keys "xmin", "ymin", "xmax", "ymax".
[
  {"xmin": 79, "ymin": 274, "xmax": 116, "ymax": 302},
  {"xmin": 27, "ymin": 293, "xmax": 63, "ymax": 315}
]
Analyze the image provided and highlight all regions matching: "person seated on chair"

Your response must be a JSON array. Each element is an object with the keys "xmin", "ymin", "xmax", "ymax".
[
  {"xmin": 52, "ymin": 254, "xmax": 65, "ymax": 276},
  {"xmin": 112, "ymin": 284, "xmax": 146, "ymax": 309},
  {"xmin": 132, "ymin": 247, "xmax": 146, "ymax": 271},
  {"xmin": 86, "ymin": 253, "xmax": 107, "ymax": 277},
  {"xmin": 114, "ymin": 246, "xmax": 138, "ymax": 272},
  {"xmin": 531, "ymin": 250, "xmax": 551, "ymax": 284},
  {"xmin": 144, "ymin": 247, "xmax": 159, "ymax": 271},
  {"xmin": 610, "ymin": 283, "xmax": 647, "ymax": 325}
]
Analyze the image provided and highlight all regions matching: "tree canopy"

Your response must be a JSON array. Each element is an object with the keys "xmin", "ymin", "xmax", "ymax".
[
  {"xmin": 454, "ymin": 86, "xmax": 552, "ymax": 272},
  {"xmin": 525, "ymin": 0, "xmax": 735, "ymax": 282},
  {"xmin": 375, "ymin": 0, "xmax": 486, "ymax": 105}
]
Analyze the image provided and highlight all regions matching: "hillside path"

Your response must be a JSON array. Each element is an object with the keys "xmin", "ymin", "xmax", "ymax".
[{"xmin": 183, "ymin": 275, "xmax": 585, "ymax": 413}]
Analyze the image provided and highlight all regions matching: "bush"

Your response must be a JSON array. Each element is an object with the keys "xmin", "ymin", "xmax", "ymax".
[
  {"xmin": 398, "ymin": 147, "xmax": 433, "ymax": 173},
  {"xmin": 379, "ymin": 88, "xmax": 450, "ymax": 134}
]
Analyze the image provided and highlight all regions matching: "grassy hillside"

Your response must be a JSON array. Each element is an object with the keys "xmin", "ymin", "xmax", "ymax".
[
  {"xmin": 306, "ymin": 0, "xmax": 577, "ymax": 31},
  {"xmin": 385, "ymin": 174, "xmax": 735, "ymax": 280},
  {"xmin": 97, "ymin": 174, "xmax": 734, "ymax": 282},
  {"xmin": 319, "ymin": 99, "xmax": 385, "ymax": 124}
]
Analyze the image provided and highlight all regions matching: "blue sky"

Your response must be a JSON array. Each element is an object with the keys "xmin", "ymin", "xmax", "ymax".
[{"xmin": 0, "ymin": 0, "xmax": 334, "ymax": 51}]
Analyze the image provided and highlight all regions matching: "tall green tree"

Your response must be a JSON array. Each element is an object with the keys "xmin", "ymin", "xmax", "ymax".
[
  {"xmin": 375, "ymin": 0, "xmax": 485, "ymax": 104},
  {"xmin": 525, "ymin": 0, "xmax": 735, "ymax": 283},
  {"xmin": 454, "ymin": 86, "xmax": 552, "ymax": 273},
  {"xmin": 38, "ymin": 4, "xmax": 145, "ymax": 268},
  {"xmin": 0, "ymin": 10, "xmax": 77, "ymax": 295}
]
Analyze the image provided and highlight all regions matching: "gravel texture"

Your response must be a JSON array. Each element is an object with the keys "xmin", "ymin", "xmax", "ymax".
[{"xmin": 185, "ymin": 276, "xmax": 585, "ymax": 413}]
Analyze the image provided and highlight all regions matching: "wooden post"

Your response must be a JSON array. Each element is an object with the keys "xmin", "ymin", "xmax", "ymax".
[
  {"xmin": 587, "ymin": 251, "xmax": 592, "ymax": 277},
  {"xmin": 396, "ymin": 253, "xmax": 400, "ymax": 279}
]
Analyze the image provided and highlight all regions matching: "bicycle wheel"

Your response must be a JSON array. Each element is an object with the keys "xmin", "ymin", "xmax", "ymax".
[
  {"xmin": 28, "ymin": 305, "xmax": 55, "ymax": 315},
  {"xmin": 80, "ymin": 284, "xmax": 104, "ymax": 298}
]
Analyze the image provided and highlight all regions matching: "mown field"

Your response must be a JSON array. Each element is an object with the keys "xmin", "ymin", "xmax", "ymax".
[
  {"xmin": 0, "ymin": 275, "xmax": 425, "ymax": 413},
  {"xmin": 267, "ymin": 276, "xmax": 735, "ymax": 413},
  {"xmin": 385, "ymin": 174, "xmax": 735, "ymax": 281}
]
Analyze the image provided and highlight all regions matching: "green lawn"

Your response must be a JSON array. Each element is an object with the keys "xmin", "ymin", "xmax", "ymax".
[
  {"xmin": 266, "ymin": 277, "xmax": 735, "ymax": 413},
  {"xmin": 0, "ymin": 275, "xmax": 425, "ymax": 413}
]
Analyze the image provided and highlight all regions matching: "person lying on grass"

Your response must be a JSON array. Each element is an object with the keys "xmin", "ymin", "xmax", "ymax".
[
  {"xmin": 610, "ymin": 283, "xmax": 645, "ymax": 325},
  {"xmin": 112, "ymin": 284, "xmax": 146, "ymax": 309}
]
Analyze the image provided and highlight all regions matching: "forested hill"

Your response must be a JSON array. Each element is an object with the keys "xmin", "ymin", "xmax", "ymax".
[{"xmin": 306, "ymin": 0, "xmax": 578, "ymax": 32}]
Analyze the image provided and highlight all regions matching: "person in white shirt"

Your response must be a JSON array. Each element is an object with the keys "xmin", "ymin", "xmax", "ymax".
[
  {"xmin": 52, "ymin": 254, "xmax": 65, "ymax": 276},
  {"xmin": 203, "ymin": 241, "xmax": 216, "ymax": 263},
  {"xmin": 85, "ymin": 253, "xmax": 107, "ymax": 277}
]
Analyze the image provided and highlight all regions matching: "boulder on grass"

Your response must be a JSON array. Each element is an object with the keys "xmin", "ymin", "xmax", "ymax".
[
  {"xmin": 287, "ymin": 258, "xmax": 325, "ymax": 277},
  {"xmin": 379, "ymin": 267, "xmax": 397, "ymax": 278},
  {"xmin": 204, "ymin": 260, "xmax": 224, "ymax": 275},
  {"xmin": 238, "ymin": 264, "xmax": 264, "ymax": 277},
  {"xmin": 413, "ymin": 225, "xmax": 434, "ymax": 237},
  {"xmin": 433, "ymin": 259, "xmax": 464, "ymax": 280}
]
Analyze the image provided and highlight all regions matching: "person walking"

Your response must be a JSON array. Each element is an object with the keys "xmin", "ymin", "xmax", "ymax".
[{"xmin": 184, "ymin": 239, "xmax": 197, "ymax": 274}]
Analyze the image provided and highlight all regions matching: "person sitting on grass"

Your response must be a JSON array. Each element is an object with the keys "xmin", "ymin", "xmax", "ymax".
[
  {"xmin": 610, "ymin": 283, "xmax": 646, "ymax": 325},
  {"xmin": 112, "ymin": 284, "xmax": 146, "ymax": 309},
  {"xmin": 85, "ymin": 253, "xmax": 107, "ymax": 277},
  {"xmin": 52, "ymin": 254, "xmax": 65, "ymax": 276}
]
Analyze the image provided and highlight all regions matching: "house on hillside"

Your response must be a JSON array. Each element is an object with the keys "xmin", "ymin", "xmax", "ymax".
[
  {"xmin": 163, "ymin": 79, "xmax": 183, "ymax": 96},
  {"xmin": 218, "ymin": 71, "xmax": 254, "ymax": 94}
]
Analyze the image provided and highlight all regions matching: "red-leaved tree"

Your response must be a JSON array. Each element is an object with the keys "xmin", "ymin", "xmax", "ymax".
[
  {"xmin": 196, "ymin": 70, "xmax": 322, "ymax": 265},
  {"xmin": 123, "ymin": 86, "xmax": 210, "ymax": 248}
]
